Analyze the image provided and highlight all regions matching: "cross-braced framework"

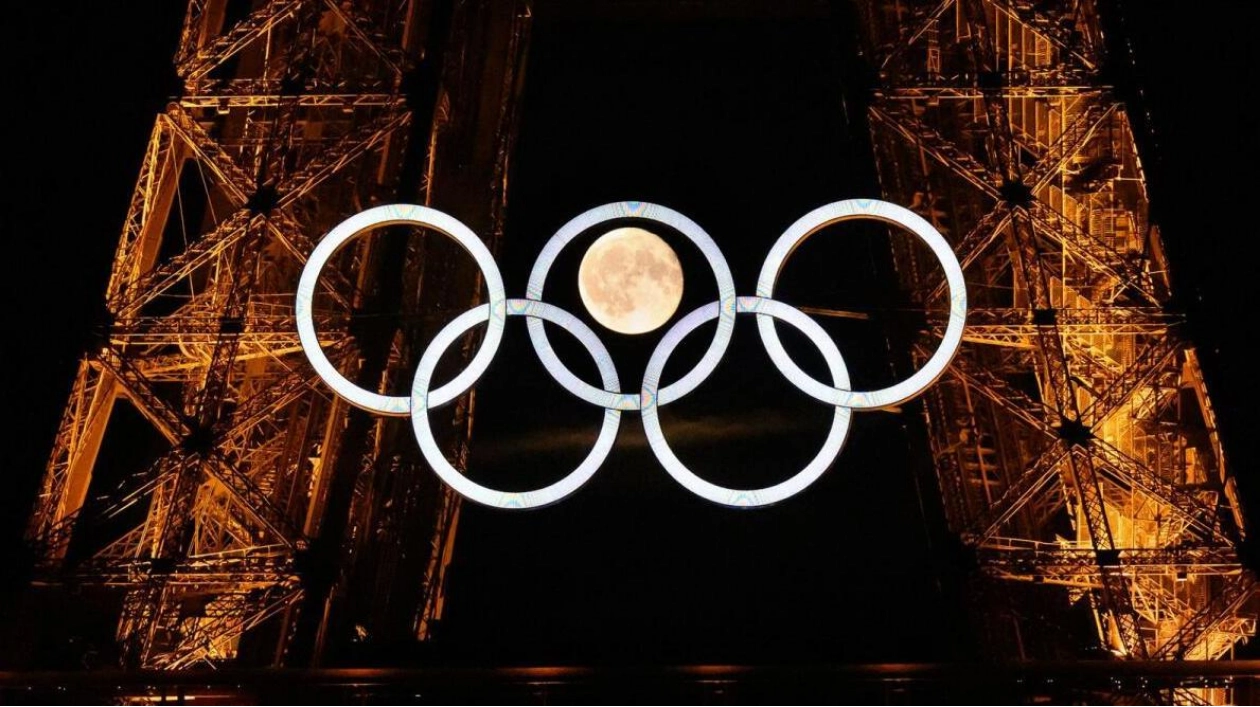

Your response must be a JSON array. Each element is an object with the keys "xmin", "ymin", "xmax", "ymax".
[
  {"xmin": 25, "ymin": 0, "xmax": 531, "ymax": 668},
  {"xmin": 859, "ymin": 0, "xmax": 1255, "ymax": 701}
]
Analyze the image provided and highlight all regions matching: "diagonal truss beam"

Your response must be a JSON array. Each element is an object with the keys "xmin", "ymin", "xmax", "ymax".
[
  {"xmin": 179, "ymin": 0, "xmax": 306, "ymax": 82},
  {"xmin": 1153, "ymin": 575, "xmax": 1257, "ymax": 660}
]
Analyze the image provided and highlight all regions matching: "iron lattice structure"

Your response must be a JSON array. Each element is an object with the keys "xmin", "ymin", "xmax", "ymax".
[
  {"xmin": 860, "ymin": 0, "xmax": 1256, "ymax": 698},
  {"xmin": 20, "ymin": 0, "xmax": 1257, "ymax": 698},
  {"xmin": 25, "ymin": 0, "xmax": 530, "ymax": 668}
]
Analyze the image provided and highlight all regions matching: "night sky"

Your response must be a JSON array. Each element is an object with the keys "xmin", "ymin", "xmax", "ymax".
[
  {"xmin": 436, "ymin": 9, "xmax": 959, "ymax": 664},
  {"xmin": 3, "ymin": 1, "xmax": 1258, "ymax": 667}
]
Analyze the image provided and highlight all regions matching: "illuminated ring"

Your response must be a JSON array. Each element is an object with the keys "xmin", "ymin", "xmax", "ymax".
[
  {"xmin": 411, "ymin": 299, "xmax": 621, "ymax": 509},
  {"xmin": 755, "ymin": 199, "xmax": 966, "ymax": 409},
  {"xmin": 641, "ymin": 296, "xmax": 853, "ymax": 507},
  {"xmin": 295, "ymin": 204, "xmax": 507, "ymax": 416},
  {"xmin": 525, "ymin": 201, "xmax": 737, "ymax": 411}
]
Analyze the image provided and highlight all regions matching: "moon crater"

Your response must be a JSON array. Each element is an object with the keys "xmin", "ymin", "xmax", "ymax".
[{"xmin": 578, "ymin": 227, "xmax": 684, "ymax": 335}]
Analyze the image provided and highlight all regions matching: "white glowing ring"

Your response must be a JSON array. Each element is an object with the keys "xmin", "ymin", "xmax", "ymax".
[
  {"xmin": 299, "ymin": 200, "xmax": 968, "ymax": 510},
  {"xmin": 641, "ymin": 296, "xmax": 853, "ymax": 507},
  {"xmin": 411, "ymin": 299, "xmax": 621, "ymax": 509},
  {"xmin": 525, "ymin": 201, "xmax": 737, "ymax": 411},
  {"xmin": 755, "ymin": 199, "xmax": 966, "ymax": 410},
  {"xmin": 295, "ymin": 204, "xmax": 507, "ymax": 416}
]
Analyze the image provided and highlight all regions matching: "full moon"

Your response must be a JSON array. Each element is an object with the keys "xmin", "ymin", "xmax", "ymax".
[{"xmin": 578, "ymin": 227, "xmax": 684, "ymax": 335}]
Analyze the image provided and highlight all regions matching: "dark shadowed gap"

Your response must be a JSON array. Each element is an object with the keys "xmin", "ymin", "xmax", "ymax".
[{"xmin": 430, "ymin": 10, "xmax": 966, "ymax": 666}]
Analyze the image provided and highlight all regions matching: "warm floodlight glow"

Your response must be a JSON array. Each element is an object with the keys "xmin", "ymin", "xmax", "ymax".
[
  {"xmin": 578, "ymin": 227, "xmax": 684, "ymax": 335},
  {"xmin": 297, "ymin": 199, "xmax": 967, "ymax": 509}
]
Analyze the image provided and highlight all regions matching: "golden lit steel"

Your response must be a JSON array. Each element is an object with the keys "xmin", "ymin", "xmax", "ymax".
[{"xmin": 859, "ymin": 0, "xmax": 1254, "ymax": 702}]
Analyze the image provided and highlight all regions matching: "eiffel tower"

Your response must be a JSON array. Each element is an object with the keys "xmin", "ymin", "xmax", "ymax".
[
  {"xmin": 860, "ymin": 0, "xmax": 1255, "ymax": 701},
  {"xmin": 23, "ymin": 0, "xmax": 530, "ymax": 669},
  {"xmin": 16, "ymin": 0, "xmax": 1256, "ymax": 703}
]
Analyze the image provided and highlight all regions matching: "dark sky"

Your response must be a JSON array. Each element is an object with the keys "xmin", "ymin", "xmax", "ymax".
[
  {"xmin": 3, "ymin": 0, "xmax": 1258, "ymax": 667},
  {"xmin": 436, "ymin": 9, "xmax": 961, "ymax": 664}
]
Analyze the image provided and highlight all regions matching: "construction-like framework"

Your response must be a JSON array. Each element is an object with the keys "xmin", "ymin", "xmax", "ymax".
[
  {"xmin": 860, "ymin": 0, "xmax": 1255, "ymax": 700},
  {"xmin": 25, "ymin": 0, "xmax": 530, "ymax": 668},
  {"xmin": 21, "ymin": 0, "xmax": 1256, "ymax": 698}
]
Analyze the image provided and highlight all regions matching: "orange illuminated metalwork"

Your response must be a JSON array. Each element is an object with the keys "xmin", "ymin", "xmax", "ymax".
[{"xmin": 858, "ymin": 0, "xmax": 1255, "ymax": 702}]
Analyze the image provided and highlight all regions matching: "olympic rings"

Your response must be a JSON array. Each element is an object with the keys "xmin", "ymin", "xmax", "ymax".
[
  {"xmin": 641, "ymin": 297, "xmax": 853, "ymax": 507},
  {"xmin": 756, "ymin": 199, "xmax": 967, "ymax": 410},
  {"xmin": 524, "ymin": 201, "xmax": 737, "ymax": 410},
  {"xmin": 411, "ymin": 300, "xmax": 622, "ymax": 509},
  {"xmin": 296, "ymin": 199, "xmax": 967, "ymax": 509},
  {"xmin": 295, "ymin": 203, "xmax": 507, "ymax": 416}
]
